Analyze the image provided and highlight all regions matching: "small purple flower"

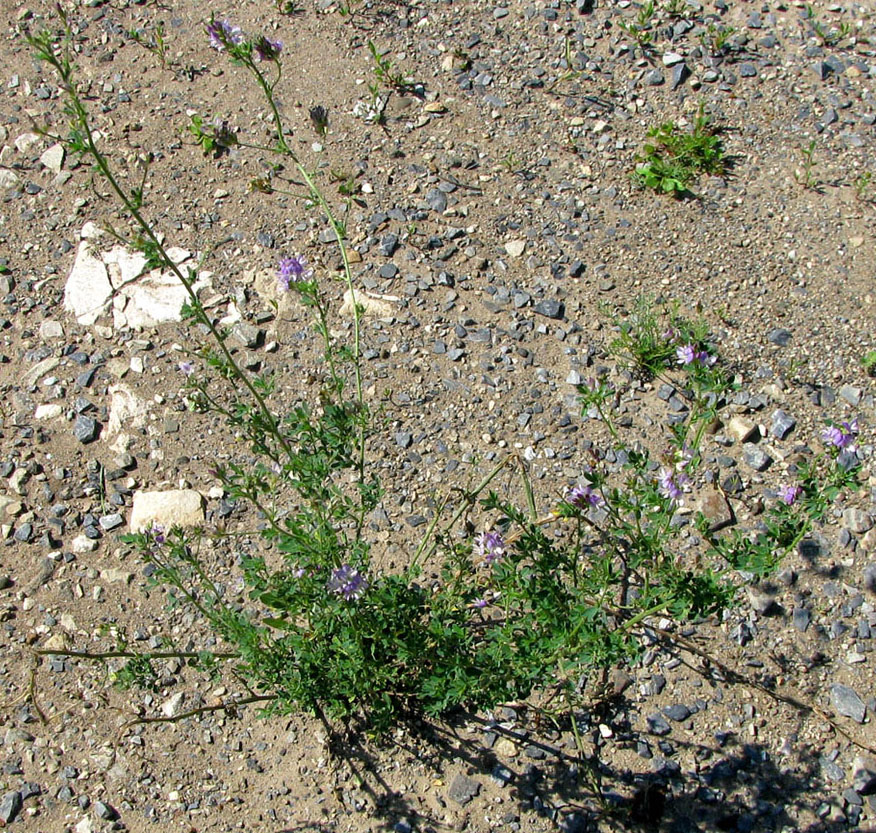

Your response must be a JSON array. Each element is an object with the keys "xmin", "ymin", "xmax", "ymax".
[
  {"xmin": 253, "ymin": 35, "xmax": 283, "ymax": 62},
  {"xmin": 474, "ymin": 530, "xmax": 506, "ymax": 565},
  {"xmin": 178, "ymin": 360, "xmax": 194, "ymax": 376},
  {"xmin": 206, "ymin": 19, "xmax": 243, "ymax": 51},
  {"xmin": 277, "ymin": 255, "xmax": 314, "ymax": 291},
  {"xmin": 567, "ymin": 484, "xmax": 602, "ymax": 509},
  {"xmin": 658, "ymin": 468, "xmax": 689, "ymax": 504},
  {"xmin": 676, "ymin": 344, "xmax": 715, "ymax": 367},
  {"xmin": 471, "ymin": 597, "xmax": 488, "ymax": 609},
  {"xmin": 677, "ymin": 444, "xmax": 695, "ymax": 470},
  {"xmin": 822, "ymin": 418, "xmax": 858, "ymax": 451},
  {"xmin": 150, "ymin": 523, "xmax": 166, "ymax": 545},
  {"xmin": 327, "ymin": 564, "xmax": 368, "ymax": 600},
  {"xmin": 779, "ymin": 484, "xmax": 802, "ymax": 505}
]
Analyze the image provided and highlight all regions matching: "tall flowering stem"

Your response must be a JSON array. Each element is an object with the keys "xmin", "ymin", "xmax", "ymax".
[{"xmin": 26, "ymin": 19, "xmax": 295, "ymax": 468}]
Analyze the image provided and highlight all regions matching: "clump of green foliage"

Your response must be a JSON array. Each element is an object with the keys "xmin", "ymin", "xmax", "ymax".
[{"xmin": 633, "ymin": 106, "xmax": 727, "ymax": 196}]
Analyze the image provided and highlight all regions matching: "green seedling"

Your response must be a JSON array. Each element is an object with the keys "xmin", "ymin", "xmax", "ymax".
[
  {"xmin": 127, "ymin": 21, "xmax": 170, "ymax": 68},
  {"xmin": 795, "ymin": 140, "xmax": 820, "ymax": 190},
  {"xmin": 618, "ymin": 0, "xmax": 657, "ymax": 46},
  {"xmin": 368, "ymin": 41, "xmax": 415, "ymax": 93}
]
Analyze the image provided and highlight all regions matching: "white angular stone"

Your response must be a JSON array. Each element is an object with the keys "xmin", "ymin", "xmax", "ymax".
[
  {"xmin": 161, "ymin": 691, "xmax": 186, "ymax": 718},
  {"xmin": 75, "ymin": 815, "xmax": 94, "ymax": 833},
  {"xmin": 34, "ymin": 404, "xmax": 63, "ymax": 420},
  {"xmin": 39, "ymin": 319, "xmax": 64, "ymax": 339},
  {"xmin": 65, "ymin": 239, "xmax": 113, "ymax": 325},
  {"xmin": 727, "ymin": 416, "xmax": 758, "ymax": 443},
  {"xmin": 22, "ymin": 356, "xmax": 60, "ymax": 388},
  {"xmin": 105, "ymin": 384, "xmax": 149, "ymax": 437},
  {"xmin": 71, "ymin": 535, "xmax": 99, "ymax": 554},
  {"xmin": 0, "ymin": 168, "xmax": 19, "ymax": 191},
  {"xmin": 129, "ymin": 489, "xmax": 204, "ymax": 532},
  {"xmin": 504, "ymin": 239, "xmax": 526, "ymax": 257},
  {"xmin": 39, "ymin": 143, "xmax": 65, "ymax": 174},
  {"xmin": 14, "ymin": 131, "xmax": 41, "ymax": 154},
  {"xmin": 65, "ymin": 224, "xmax": 212, "ymax": 331},
  {"xmin": 340, "ymin": 288, "xmax": 399, "ymax": 318}
]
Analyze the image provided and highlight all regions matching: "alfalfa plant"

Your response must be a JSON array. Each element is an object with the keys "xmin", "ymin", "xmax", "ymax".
[{"xmin": 26, "ymin": 10, "xmax": 863, "ymax": 770}]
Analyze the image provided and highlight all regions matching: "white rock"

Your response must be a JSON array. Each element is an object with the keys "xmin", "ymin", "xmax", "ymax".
[
  {"xmin": 34, "ymin": 404, "xmax": 63, "ymax": 420},
  {"xmin": 39, "ymin": 143, "xmax": 65, "ymax": 174},
  {"xmin": 14, "ymin": 131, "xmax": 41, "ymax": 154},
  {"xmin": 64, "ymin": 224, "xmax": 212, "ymax": 331},
  {"xmin": 727, "ymin": 416, "xmax": 758, "ymax": 443},
  {"xmin": 340, "ymin": 288, "xmax": 399, "ymax": 318},
  {"xmin": 72, "ymin": 535, "xmax": 99, "ymax": 553},
  {"xmin": 129, "ymin": 489, "xmax": 205, "ymax": 532},
  {"xmin": 0, "ymin": 168, "xmax": 20, "ymax": 191},
  {"xmin": 75, "ymin": 816, "xmax": 94, "ymax": 833},
  {"xmin": 22, "ymin": 357, "xmax": 60, "ymax": 388},
  {"xmin": 162, "ymin": 691, "xmax": 186, "ymax": 718},
  {"xmin": 65, "ymin": 239, "xmax": 113, "ymax": 325},
  {"xmin": 504, "ymin": 239, "xmax": 526, "ymax": 257},
  {"xmin": 0, "ymin": 496, "xmax": 21, "ymax": 517},
  {"xmin": 105, "ymin": 385, "xmax": 149, "ymax": 437},
  {"xmin": 662, "ymin": 52, "xmax": 685, "ymax": 66},
  {"xmin": 39, "ymin": 319, "xmax": 64, "ymax": 339}
]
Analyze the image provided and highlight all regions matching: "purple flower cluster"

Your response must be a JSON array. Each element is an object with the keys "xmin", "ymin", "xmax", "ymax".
[
  {"xmin": 474, "ymin": 530, "xmax": 506, "ymax": 565},
  {"xmin": 822, "ymin": 418, "xmax": 858, "ymax": 451},
  {"xmin": 178, "ymin": 360, "xmax": 194, "ymax": 376},
  {"xmin": 327, "ymin": 564, "xmax": 368, "ymax": 600},
  {"xmin": 150, "ymin": 523, "xmax": 166, "ymax": 545},
  {"xmin": 676, "ymin": 344, "xmax": 715, "ymax": 367},
  {"xmin": 206, "ymin": 19, "xmax": 243, "ymax": 51},
  {"xmin": 254, "ymin": 35, "xmax": 283, "ymax": 62},
  {"xmin": 277, "ymin": 255, "xmax": 313, "ymax": 291},
  {"xmin": 658, "ymin": 468, "xmax": 690, "ymax": 504},
  {"xmin": 567, "ymin": 484, "xmax": 602, "ymax": 509},
  {"xmin": 779, "ymin": 484, "xmax": 802, "ymax": 505}
]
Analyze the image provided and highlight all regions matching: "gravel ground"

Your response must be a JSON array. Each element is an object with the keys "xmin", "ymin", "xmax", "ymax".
[{"xmin": 0, "ymin": 0, "xmax": 874, "ymax": 830}]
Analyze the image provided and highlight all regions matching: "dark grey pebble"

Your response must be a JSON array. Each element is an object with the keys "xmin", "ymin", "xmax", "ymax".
[
  {"xmin": 767, "ymin": 328, "xmax": 792, "ymax": 346},
  {"xmin": 663, "ymin": 704, "xmax": 691, "ymax": 722},
  {"xmin": 380, "ymin": 234, "xmax": 399, "ymax": 256},
  {"xmin": 534, "ymin": 299, "xmax": 564, "ymax": 319},
  {"xmin": 671, "ymin": 63, "xmax": 689, "ymax": 90},
  {"xmin": 448, "ymin": 773, "xmax": 481, "ymax": 805},
  {"xmin": 743, "ymin": 445, "xmax": 772, "ymax": 471},
  {"xmin": 13, "ymin": 523, "xmax": 31, "ymax": 543},
  {"xmin": 425, "ymin": 188, "xmax": 447, "ymax": 213},
  {"xmin": 94, "ymin": 800, "xmax": 119, "ymax": 820},
  {"xmin": 771, "ymin": 409, "xmax": 796, "ymax": 440},
  {"xmin": 645, "ymin": 69, "xmax": 664, "ymax": 85},
  {"xmin": 831, "ymin": 683, "xmax": 866, "ymax": 723},
  {"xmin": 379, "ymin": 263, "xmax": 398, "ymax": 279},
  {"xmin": 73, "ymin": 415, "xmax": 98, "ymax": 443},
  {"xmin": 792, "ymin": 607, "xmax": 811, "ymax": 632},
  {"xmin": 0, "ymin": 791, "xmax": 22, "ymax": 825},
  {"xmin": 739, "ymin": 62, "xmax": 757, "ymax": 77},
  {"xmin": 646, "ymin": 714, "xmax": 671, "ymax": 735}
]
